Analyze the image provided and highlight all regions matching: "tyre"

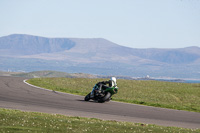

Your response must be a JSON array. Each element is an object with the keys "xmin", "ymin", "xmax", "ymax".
[
  {"xmin": 98, "ymin": 92, "xmax": 111, "ymax": 103},
  {"xmin": 84, "ymin": 93, "xmax": 90, "ymax": 101}
]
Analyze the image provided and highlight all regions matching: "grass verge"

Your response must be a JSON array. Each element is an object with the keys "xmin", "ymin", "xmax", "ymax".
[
  {"xmin": 0, "ymin": 108, "xmax": 199, "ymax": 133},
  {"xmin": 27, "ymin": 78, "xmax": 200, "ymax": 112}
]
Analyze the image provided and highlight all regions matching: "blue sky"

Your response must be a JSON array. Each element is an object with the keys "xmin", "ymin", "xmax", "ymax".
[{"xmin": 0, "ymin": 0, "xmax": 200, "ymax": 48}]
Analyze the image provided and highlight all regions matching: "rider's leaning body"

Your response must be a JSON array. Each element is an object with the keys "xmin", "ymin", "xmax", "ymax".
[
  {"xmin": 96, "ymin": 77, "xmax": 118, "ymax": 91},
  {"xmin": 87, "ymin": 77, "xmax": 118, "ymax": 101}
]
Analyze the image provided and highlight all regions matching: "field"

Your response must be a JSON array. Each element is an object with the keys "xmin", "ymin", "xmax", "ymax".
[
  {"xmin": 0, "ymin": 108, "xmax": 199, "ymax": 133},
  {"xmin": 27, "ymin": 78, "xmax": 200, "ymax": 112}
]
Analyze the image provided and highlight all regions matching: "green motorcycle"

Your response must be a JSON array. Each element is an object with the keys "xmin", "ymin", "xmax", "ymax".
[{"xmin": 84, "ymin": 84, "xmax": 118, "ymax": 103}]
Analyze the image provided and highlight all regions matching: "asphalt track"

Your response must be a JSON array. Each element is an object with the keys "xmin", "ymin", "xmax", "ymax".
[{"xmin": 0, "ymin": 76, "xmax": 200, "ymax": 129}]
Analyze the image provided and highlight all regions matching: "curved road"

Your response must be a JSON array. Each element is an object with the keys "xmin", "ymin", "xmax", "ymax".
[{"xmin": 0, "ymin": 76, "xmax": 199, "ymax": 129}]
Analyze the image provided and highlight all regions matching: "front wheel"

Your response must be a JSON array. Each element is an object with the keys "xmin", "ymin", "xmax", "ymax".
[
  {"xmin": 98, "ymin": 92, "xmax": 111, "ymax": 103},
  {"xmin": 84, "ymin": 93, "xmax": 90, "ymax": 101}
]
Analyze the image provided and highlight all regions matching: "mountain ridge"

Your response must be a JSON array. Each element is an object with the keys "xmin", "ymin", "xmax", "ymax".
[{"xmin": 0, "ymin": 34, "xmax": 200, "ymax": 78}]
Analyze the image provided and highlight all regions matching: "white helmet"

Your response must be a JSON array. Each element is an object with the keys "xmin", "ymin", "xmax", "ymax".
[{"xmin": 110, "ymin": 77, "xmax": 117, "ymax": 87}]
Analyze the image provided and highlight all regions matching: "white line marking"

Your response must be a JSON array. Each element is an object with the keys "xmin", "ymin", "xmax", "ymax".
[{"xmin": 23, "ymin": 79, "xmax": 84, "ymax": 97}]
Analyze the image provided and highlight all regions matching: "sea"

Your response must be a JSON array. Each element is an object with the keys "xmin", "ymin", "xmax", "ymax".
[
  {"xmin": 184, "ymin": 80, "xmax": 200, "ymax": 83},
  {"xmin": 156, "ymin": 79, "xmax": 200, "ymax": 83}
]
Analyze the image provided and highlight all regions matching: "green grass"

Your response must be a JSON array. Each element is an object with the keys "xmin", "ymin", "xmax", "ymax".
[
  {"xmin": 0, "ymin": 108, "xmax": 199, "ymax": 133},
  {"xmin": 27, "ymin": 78, "xmax": 200, "ymax": 112}
]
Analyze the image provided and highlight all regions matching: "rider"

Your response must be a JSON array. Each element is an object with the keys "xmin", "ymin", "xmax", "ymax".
[
  {"xmin": 90, "ymin": 77, "xmax": 118, "ymax": 99},
  {"xmin": 96, "ymin": 77, "xmax": 117, "ymax": 91}
]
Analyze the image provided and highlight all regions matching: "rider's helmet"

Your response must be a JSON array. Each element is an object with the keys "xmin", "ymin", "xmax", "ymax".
[{"xmin": 110, "ymin": 77, "xmax": 117, "ymax": 87}]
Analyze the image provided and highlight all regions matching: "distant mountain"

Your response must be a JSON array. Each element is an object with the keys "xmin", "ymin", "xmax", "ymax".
[
  {"xmin": 0, "ymin": 34, "xmax": 200, "ymax": 78},
  {"xmin": 0, "ymin": 34, "xmax": 75, "ymax": 55}
]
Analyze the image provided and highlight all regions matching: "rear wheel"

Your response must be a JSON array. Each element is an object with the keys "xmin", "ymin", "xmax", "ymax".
[
  {"xmin": 84, "ymin": 93, "xmax": 90, "ymax": 101},
  {"xmin": 98, "ymin": 92, "xmax": 111, "ymax": 103}
]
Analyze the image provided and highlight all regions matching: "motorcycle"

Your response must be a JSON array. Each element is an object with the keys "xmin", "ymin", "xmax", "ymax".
[{"xmin": 84, "ymin": 84, "xmax": 118, "ymax": 103}]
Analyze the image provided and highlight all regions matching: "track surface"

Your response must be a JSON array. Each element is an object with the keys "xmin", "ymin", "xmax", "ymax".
[{"xmin": 0, "ymin": 76, "xmax": 200, "ymax": 129}]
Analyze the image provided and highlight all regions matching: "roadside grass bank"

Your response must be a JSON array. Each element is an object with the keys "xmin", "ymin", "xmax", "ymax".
[
  {"xmin": 27, "ymin": 78, "xmax": 200, "ymax": 112},
  {"xmin": 0, "ymin": 108, "xmax": 199, "ymax": 133}
]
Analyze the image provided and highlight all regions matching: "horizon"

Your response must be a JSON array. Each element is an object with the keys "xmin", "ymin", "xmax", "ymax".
[
  {"xmin": 1, "ymin": 70, "xmax": 200, "ymax": 82},
  {"xmin": 0, "ymin": 0, "xmax": 200, "ymax": 49}
]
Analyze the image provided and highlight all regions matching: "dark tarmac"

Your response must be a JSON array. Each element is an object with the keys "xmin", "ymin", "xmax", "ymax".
[{"xmin": 0, "ymin": 76, "xmax": 199, "ymax": 129}]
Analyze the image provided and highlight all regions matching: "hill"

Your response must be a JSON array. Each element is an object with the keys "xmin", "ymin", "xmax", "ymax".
[
  {"xmin": 0, "ymin": 71, "xmax": 98, "ymax": 79},
  {"xmin": 0, "ymin": 34, "xmax": 200, "ymax": 78}
]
